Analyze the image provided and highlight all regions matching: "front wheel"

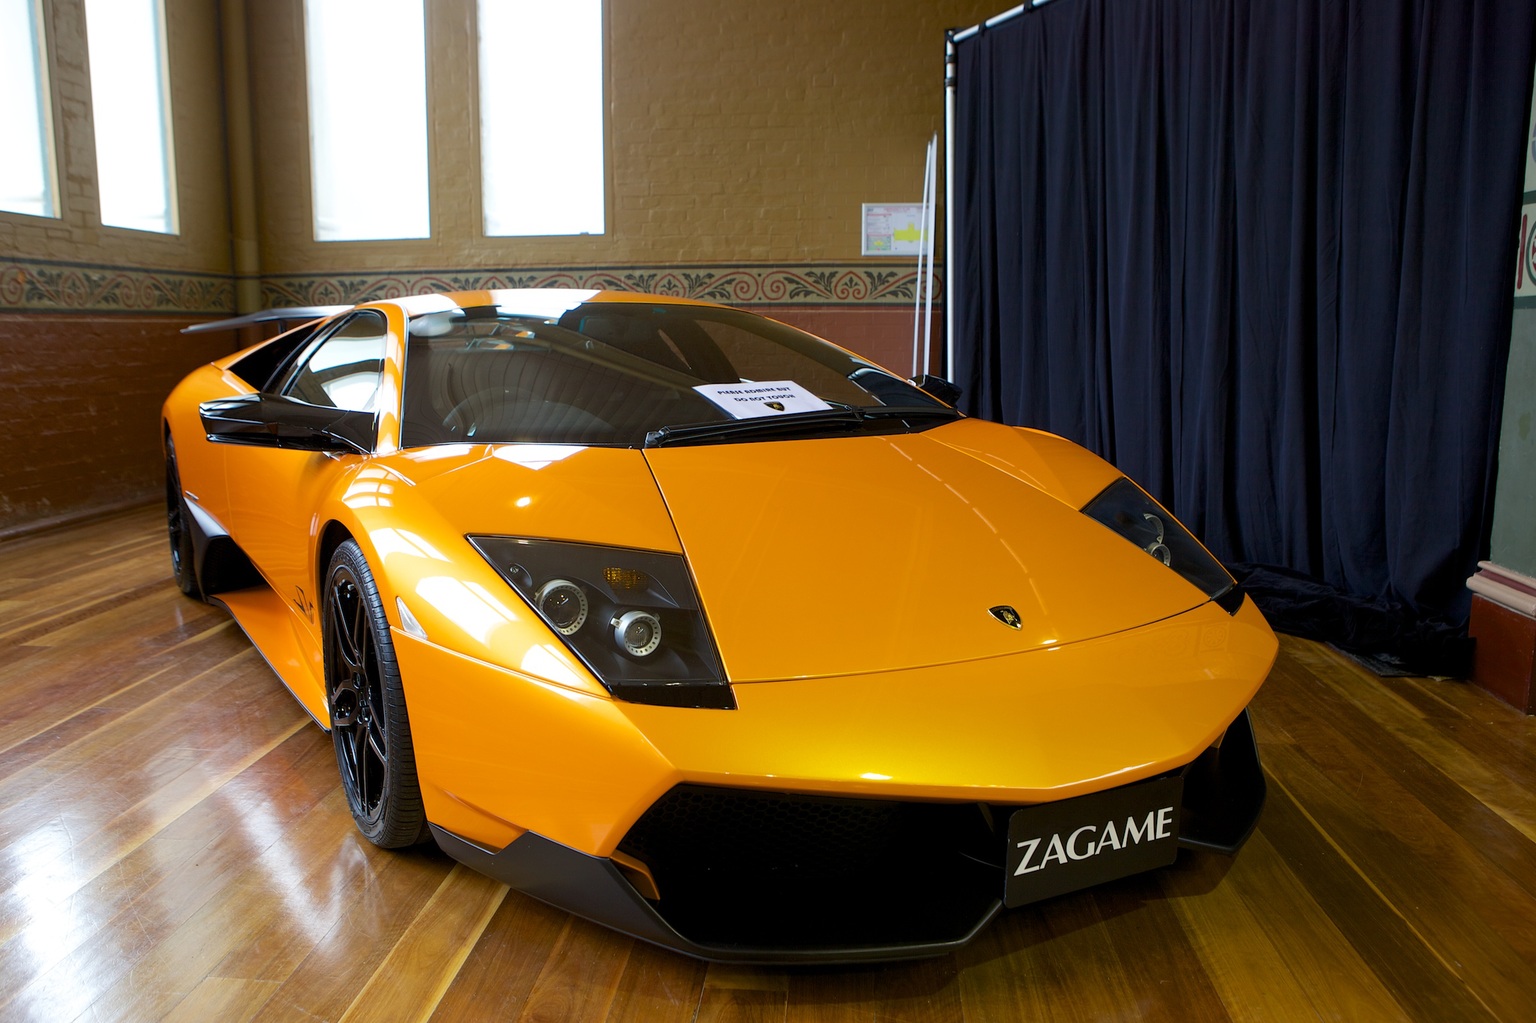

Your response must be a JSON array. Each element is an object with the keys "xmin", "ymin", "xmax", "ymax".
[{"xmin": 324, "ymin": 539, "xmax": 427, "ymax": 848}]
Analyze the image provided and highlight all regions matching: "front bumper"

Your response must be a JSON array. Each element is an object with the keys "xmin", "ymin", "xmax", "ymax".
[
  {"xmin": 431, "ymin": 708, "xmax": 1265, "ymax": 964},
  {"xmin": 397, "ymin": 597, "xmax": 1275, "ymax": 857}
]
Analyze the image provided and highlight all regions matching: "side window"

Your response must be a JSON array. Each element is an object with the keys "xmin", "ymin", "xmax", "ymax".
[{"xmin": 284, "ymin": 311, "xmax": 389, "ymax": 412}]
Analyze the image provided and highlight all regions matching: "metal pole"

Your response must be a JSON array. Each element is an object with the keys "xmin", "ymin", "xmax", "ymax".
[
  {"xmin": 912, "ymin": 139, "xmax": 931, "ymax": 377},
  {"xmin": 921, "ymin": 134, "xmax": 937, "ymax": 376},
  {"xmin": 944, "ymin": 35, "xmax": 957, "ymax": 381}
]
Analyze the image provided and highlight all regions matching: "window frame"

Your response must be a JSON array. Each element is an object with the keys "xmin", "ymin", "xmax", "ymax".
[
  {"xmin": 0, "ymin": 0, "xmax": 61, "ymax": 220},
  {"xmin": 303, "ymin": 0, "xmax": 432, "ymax": 242},
  {"xmin": 279, "ymin": 309, "xmax": 392, "ymax": 417},
  {"xmin": 82, "ymin": 0, "xmax": 179, "ymax": 234},
  {"xmin": 475, "ymin": 0, "xmax": 607, "ymax": 237}
]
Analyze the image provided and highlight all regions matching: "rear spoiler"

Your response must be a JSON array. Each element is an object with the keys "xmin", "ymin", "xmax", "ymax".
[{"xmin": 180, "ymin": 306, "xmax": 352, "ymax": 335}]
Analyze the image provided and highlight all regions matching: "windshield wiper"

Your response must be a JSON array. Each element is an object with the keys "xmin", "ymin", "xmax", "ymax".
[
  {"xmin": 644, "ymin": 408, "xmax": 865, "ymax": 448},
  {"xmin": 858, "ymin": 404, "xmax": 962, "ymax": 421},
  {"xmin": 643, "ymin": 403, "xmax": 961, "ymax": 448}
]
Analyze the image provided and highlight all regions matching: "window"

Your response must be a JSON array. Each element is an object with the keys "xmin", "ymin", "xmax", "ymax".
[
  {"xmin": 1, "ymin": 0, "xmax": 58, "ymax": 218},
  {"xmin": 82, "ymin": 0, "xmax": 177, "ymax": 233},
  {"xmin": 305, "ymin": 0, "xmax": 430, "ymax": 241},
  {"xmin": 286, "ymin": 312, "xmax": 390, "ymax": 413},
  {"xmin": 478, "ymin": 0, "xmax": 605, "ymax": 236}
]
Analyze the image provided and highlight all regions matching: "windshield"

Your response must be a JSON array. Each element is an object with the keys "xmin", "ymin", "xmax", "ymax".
[{"xmin": 399, "ymin": 302, "xmax": 952, "ymax": 448}]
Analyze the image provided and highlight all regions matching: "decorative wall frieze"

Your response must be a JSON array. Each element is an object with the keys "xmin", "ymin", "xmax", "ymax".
[
  {"xmin": 259, "ymin": 263, "xmax": 944, "ymax": 309},
  {"xmin": 0, "ymin": 257, "xmax": 234, "ymax": 315},
  {"xmin": 0, "ymin": 258, "xmax": 944, "ymax": 316}
]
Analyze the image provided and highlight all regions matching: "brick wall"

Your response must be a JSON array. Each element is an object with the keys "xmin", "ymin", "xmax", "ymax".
[
  {"xmin": 0, "ymin": 0, "xmax": 231, "ymax": 270},
  {"xmin": 238, "ymin": 0, "xmax": 996, "ymax": 382},
  {"xmin": 246, "ymin": 0, "xmax": 1001, "ymax": 272},
  {"xmin": 0, "ymin": 315, "xmax": 237, "ymax": 537},
  {"xmin": 2, "ymin": 0, "xmax": 1000, "ymax": 534},
  {"xmin": 0, "ymin": 0, "xmax": 234, "ymax": 535}
]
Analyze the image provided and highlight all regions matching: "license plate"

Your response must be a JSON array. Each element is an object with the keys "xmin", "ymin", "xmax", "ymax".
[{"xmin": 1004, "ymin": 776, "xmax": 1183, "ymax": 907}]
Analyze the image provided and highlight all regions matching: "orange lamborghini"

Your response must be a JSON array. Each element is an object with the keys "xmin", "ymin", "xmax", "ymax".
[{"xmin": 162, "ymin": 289, "xmax": 1276, "ymax": 962}]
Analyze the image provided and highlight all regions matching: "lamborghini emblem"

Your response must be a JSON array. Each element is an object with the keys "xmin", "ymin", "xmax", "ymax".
[
  {"xmin": 765, "ymin": 401, "xmax": 786, "ymax": 411},
  {"xmin": 989, "ymin": 605, "xmax": 1022, "ymax": 629}
]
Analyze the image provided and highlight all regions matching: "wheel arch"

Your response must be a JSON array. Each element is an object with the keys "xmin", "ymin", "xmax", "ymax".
[
  {"xmin": 316, "ymin": 519, "xmax": 359, "ymax": 602},
  {"xmin": 321, "ymin": 527, "xmax": 430, "ymax": 848}
]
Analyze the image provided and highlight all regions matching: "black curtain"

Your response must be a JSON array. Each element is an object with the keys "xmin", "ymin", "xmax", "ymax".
[{"xmin": 951, "ymin": 0, "xmax": 1536, "ymax": 659}]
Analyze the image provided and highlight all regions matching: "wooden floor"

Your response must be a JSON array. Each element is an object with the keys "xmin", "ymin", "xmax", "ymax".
[{"xmin": 4, "ymin": 507, "xmax": 1536, "ymax": 1022}]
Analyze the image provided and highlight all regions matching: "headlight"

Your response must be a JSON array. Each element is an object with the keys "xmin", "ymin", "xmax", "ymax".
[
  {"xmin": 469, "ymin": 536, "xmax": 734, "ymax": 709},
  {"xmin": 612, "ymin": 610, "xmax": 662, "ymax": 657},
  {"xmin": 534, "ymin": 579, "xmax": 588, "ymax": 635},
  {"xmin": 1082, "ymin": 478, "xmax": 1240, "ymax": 610}
]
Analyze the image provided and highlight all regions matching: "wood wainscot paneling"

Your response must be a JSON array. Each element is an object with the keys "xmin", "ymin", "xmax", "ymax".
[
  {"xmin": 0, "ymin": 314, "xmax": 240, "ymax": 538},
  {"xmin": 1467, "ymin": 562, "xmax": 1536, "ymax": 714}
]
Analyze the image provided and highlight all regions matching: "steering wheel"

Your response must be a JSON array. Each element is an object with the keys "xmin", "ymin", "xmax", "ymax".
[{"xmin": 441, "ymin": 388, "xmax": 519, "ymax": 437}]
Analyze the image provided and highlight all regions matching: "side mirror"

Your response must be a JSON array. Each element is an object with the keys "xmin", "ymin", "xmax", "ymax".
[
  {"xmin": 913, "ymin": 374, "xmax": 962, "ymax": 406},
  {"xmin": 199, "ymin": 394, "xmax": 376, "ymax": 454}
]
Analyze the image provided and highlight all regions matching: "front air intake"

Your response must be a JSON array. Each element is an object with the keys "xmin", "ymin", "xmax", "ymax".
[{"xmin": 616, "ymin": 785, "xmax": 1002, "ymax": 950}]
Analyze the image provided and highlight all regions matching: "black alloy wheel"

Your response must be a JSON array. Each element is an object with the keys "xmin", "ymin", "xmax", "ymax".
[
  {"xmin": 164, "ymin": 437, "xmax": 201, "ymax": 598},
  {"xmin": 324, "ymin": 540, "xmax": 428, "ymax": 848}
]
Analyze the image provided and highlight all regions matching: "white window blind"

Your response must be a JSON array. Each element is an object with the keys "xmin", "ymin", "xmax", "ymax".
[
  {"xmin": 478, "ymin": 0, "xmax": 605, "ymax": 236},
  {"xmin": 305, "ymin": 0, "xmax": 431, "ymax": 241},
  {"xmin": 0, "ymin": 0, "xmax": 57, "ymax": 219},
  {"xmin": 83, "ymin": 0, "xmax": 178, "ymax": 233}
]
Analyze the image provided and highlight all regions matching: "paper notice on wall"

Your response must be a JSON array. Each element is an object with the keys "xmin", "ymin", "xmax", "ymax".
[
  {"xmin": 863, "ymin": 203, "xmax": 926, "ymax": 256},
  {"xmin": 694, "ymin": 381, "xmax": 832, "ymax": 419}
]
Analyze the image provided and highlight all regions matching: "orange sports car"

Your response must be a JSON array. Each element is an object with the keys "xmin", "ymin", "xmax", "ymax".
[{"xmin": 162, "ymin": 288, "xmax": 1276, "ymax": 962}]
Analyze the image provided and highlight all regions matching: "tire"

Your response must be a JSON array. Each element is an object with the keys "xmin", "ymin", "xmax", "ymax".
[
  {"xmin": 164, "ymin": 437, "xmax": 201, "ymax": 599},
  {"xmin": 323, "ymin": 539, "xmax": 428, "ymax": 848}
]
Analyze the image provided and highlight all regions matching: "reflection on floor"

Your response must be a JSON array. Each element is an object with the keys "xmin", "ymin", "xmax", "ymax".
[{"xmin": 3, "ymin": 507, "xmax": 1536, "ymax": 1022}]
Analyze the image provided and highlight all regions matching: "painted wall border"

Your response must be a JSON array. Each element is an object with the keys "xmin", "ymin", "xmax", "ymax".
[
  {"xmin": 0, "ymin": 257, "xmax": 234, "ymax": 315},
  {"xmin": 258, "ymin": 263, "xmax": 944, "ymax": 309},
  {"xmin": 1, "ymin": 258, "xmax": 946, "ymax": 316}
]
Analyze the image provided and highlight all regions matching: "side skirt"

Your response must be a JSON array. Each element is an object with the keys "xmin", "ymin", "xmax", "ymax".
[{"xmin": 211, "ymin": 585, "xmax": 331, "ymax": 729}]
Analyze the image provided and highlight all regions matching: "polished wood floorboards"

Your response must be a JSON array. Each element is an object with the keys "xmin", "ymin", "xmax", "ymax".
[{"xmin": 4, "ymin": 507, "xmax": 1536, "ymax": 1021}]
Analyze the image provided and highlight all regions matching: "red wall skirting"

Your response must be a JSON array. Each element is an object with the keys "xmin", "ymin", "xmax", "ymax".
[
  {"xmin": 1468, "ymin": 588, "xmax": 1536, "ymax": 715},
  {"xmin": 768, "ymin": 306, "xmax": 944, "ymax": 377},
  {"xmin": 0, "ymin": 313, "xmax": 240, "ymax": 537}
]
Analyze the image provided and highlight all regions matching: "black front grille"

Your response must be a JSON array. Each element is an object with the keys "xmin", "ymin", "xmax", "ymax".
[{"xmin": 618, "ymin": 785, "xmax": 1003, "ymax": 950}]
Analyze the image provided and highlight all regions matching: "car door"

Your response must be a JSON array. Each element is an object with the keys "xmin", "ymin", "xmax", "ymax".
[{"xmin": 222, "ymin": 308, "xmax": 394, "ymax": 630}]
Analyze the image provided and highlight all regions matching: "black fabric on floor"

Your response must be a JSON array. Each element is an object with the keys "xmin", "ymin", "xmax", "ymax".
[{"xmin": 1230, "ymin": 563, "xmax": 1474, "ymax": 678}]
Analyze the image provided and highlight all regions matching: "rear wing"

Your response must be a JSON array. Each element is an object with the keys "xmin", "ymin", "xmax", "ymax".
[{"xmin": 180, "ymin": 306, "xmax": 352, "ymax": 335}]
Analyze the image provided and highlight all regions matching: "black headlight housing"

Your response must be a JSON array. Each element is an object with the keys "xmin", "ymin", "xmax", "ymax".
[
  {"xmin": 469, "ymin": 536, "xmax": 735, "ymax": 709},
  {"xmin": 1082, "ymin": 478, "xmax": 1242, "ymax": 613}
]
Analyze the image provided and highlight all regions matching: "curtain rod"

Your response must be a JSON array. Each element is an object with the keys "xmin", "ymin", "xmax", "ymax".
[
  {"xmin": 944, "ymin": 0, "xmax": 1064, "ymax": 377},
  {"xmin": 949, "ymin": 0, "xmax": 1061, "ymax": 45}
]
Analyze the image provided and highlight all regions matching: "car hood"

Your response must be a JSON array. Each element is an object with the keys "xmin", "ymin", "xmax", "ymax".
[{"xmin": 644, "ymin": 422, "xmax": 1216, "ymax": 683}]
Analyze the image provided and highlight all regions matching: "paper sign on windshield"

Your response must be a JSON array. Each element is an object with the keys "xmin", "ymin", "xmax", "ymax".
[{"xmin": 694, "ymin": 381, "xmax": 832, "ymax": 419}]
